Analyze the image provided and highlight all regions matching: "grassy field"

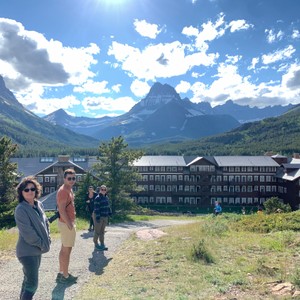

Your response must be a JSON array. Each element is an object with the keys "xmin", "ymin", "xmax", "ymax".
[
  {"xmin": 2, "ymin": 212, "xmax": 300, "ymax": 299},
  {"xmin": 75, "ymin": 212, "xmax": 300, "ymax": 300}
]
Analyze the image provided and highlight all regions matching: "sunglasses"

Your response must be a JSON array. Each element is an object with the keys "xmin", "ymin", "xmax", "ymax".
[
  {"xmin": 67, "ymin": 177, "xmax": 76, "ymax": 181},
  {"xmin": 23, "ymin": 188, "xmax": 36, "ymax": 193},
  {"xmin": 100, "ymin": 188, "xmax": 107, "ymax": 191}
]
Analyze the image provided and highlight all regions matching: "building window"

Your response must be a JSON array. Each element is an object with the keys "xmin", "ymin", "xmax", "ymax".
[
  {"xmin": 45, "ymin": 187, "xmax": 49, "ymax": 193},
  {"xmin": 149, "ymin": 185, "xmax": 154, "ymax": 191},
  {"xmin": 45, "ymin": 177, "xmax": 50, "ymax": 183},
  {"xmin": 167, "ymin": 197, "xmax": 172, "ymax": 204},
  {"xmin": 149, "ymin": 175, "xmax": 154, "ymax": 181},
  {"xmin": 37, "ymin": 176, "xmax": 43, "ymax": 183},
  {"xmin": 260, "ymin": 176, "xmax": 265, "ymax": 182},
  {"xmin": 50, "ymin": 177, "xmax": 56, "ymax": 183},
  {"xmin": 190, "ymin": 165, "xmax": 196, "ymax": 171}
]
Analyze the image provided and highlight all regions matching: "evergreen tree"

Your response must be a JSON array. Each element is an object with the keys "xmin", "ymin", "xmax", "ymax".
[
  {"xmin": 0, "ymin": 136, "xmax": 19, "ymax": 227},
  {"xmin": 75, "ymin": 172, "xmax": 98, "ymax": 217},
  {"xmin": 92, "ymin": 136, "xmax": 144, "ymax": 213}
]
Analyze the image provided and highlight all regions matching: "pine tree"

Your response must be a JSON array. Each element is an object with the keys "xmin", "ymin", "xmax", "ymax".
[
  {"xmin": 92, "ymin": 136, "xmax": 144, "ymax": 213},
  {"xmin": 0, "ymin": 136, "xmax": 19, "ymax": 227}
]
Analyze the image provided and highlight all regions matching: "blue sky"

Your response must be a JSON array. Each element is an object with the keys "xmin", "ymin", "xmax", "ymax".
[{"xmin": 0, "ymin": 0, "xmax": 300, "ymax": 118}]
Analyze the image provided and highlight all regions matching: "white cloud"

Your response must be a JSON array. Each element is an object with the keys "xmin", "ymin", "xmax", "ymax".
[
  {"xmin": 73, "ymin": 80, "xmax": 110, "ymax": 94},
  {"xmin": 16, "ymin": 85, "xmax": 81, "ymax": 115},
  {"xmin": 292, "ymin": 29, "xmax": 300, "ymax": 39},
  {"xmin": 225, "ymin": 55, "xmax": 241, "ymax": 64},
  {"xmin": 82, "ymin": 96, "xmax": 137, "ymax": 114},
  {"xmin": 262, "ymin": 45, "xmax": 295, "ymax": 64},
  {"xmin": 175, "ymin": 81, "xmax": 191, "ymax": 94},
  {"xmin": 248, "ymin": 57, "xmax": 259, "ymax": 70},
  {"xmin": 265, "ymin": 29, "xmax": 284, "ymax": 43},
  {"xmin": 0, "ymin": 18, "xmax": 100, "ymax": 92},
  {"xmin": 130, "ymin": 80, "xmax": 151, "ymax": 97},
  {"xmin": 282, "ymin": 63, "xmax": 300, "ymax": 91},
  {"xmin": 133, "ymin": 19, "xmax": 162, "ymax": 39},
  {"xmin": 108, "ymin": 40, "xmax": 218, "ymax": 81},
  {"xmin": 112, "ymin": 84, "xmax": 121, "ymax": 93},
  {"xmin": 228, "ymin": 20, "xmax": 253, "ymax": 32}
]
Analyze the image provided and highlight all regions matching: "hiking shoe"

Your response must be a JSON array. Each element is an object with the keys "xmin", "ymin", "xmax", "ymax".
[
  {"xmin": 55, "ymin": 273, "xmax": 63, "ymax": 283},
  {"xmin": 57, "ymin": 273, "xmax": 78, "ymax": 284},
  {"xmin": 95, "ymin": 244, "xmax": 108, "ymax": 251}
]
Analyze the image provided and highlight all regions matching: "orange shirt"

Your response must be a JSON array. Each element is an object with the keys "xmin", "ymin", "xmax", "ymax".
[{"xmin": 57, "ymin": 184, "xmax": 76, "ymax": 223}]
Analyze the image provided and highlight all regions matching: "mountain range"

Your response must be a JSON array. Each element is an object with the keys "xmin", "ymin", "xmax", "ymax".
[
  {"xmin": 0, "ymin": 75, "xmax": 99, "ymax": 155},
  {"xmin": 0, "ymin": 74, "xmax": 297, "ymax": 155},
  {"xmin": 44, "ymin": 82, "xmax": 294, "ymax": 146}
]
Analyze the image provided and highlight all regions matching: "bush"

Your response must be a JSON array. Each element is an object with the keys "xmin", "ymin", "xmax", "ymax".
[
  {"xmin": 190, "ymin": 239, "xmax": 215, "ymax": 264},
  {"xmin": 264, "ymin": 197, "xmax": 291, "ymax": 214}
]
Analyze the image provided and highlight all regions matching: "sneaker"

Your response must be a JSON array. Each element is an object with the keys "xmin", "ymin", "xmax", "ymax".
[
  {"xmin": 95, "ymin": 244, "xmax": 108, "ymax": 251},
  {"xmin": 57, "ymin": 273, "xmax": 78, "ymax": 284},
  {"xmin": 95, "ymin": 244, "xmax": 101, "ymax": 250},
  {"xmin": 55, "ymin": 273, "xmax": 63, "ymax": 283}
]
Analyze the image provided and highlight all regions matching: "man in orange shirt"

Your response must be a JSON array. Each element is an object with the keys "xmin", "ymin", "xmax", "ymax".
[{"xmin": 56, "ymin": 169, "xmax": 78, "ymax": 284}]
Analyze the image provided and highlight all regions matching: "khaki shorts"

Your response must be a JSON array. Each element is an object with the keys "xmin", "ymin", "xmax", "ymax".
[{"xmin": 58, "ymin": 220, "xmax": 76, "ymax": 247}]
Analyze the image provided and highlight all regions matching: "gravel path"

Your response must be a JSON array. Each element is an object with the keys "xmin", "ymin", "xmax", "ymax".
[{"xmin": 0, "ymin": 220, "xmax": 194, "ymax": 300}]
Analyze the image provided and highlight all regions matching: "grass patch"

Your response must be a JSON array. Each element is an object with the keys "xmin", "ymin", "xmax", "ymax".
[{"xmin": 76, "ymin": 213, "xmax": 300, "ymax": 300}]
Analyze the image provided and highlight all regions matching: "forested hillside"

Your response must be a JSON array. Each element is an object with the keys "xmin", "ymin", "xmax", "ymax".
[{"xmin": 144, "ymin": 105, "xmax": 300, "ymax": 156}]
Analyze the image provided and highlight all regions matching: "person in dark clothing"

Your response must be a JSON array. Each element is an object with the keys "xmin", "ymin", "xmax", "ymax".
[
  {"xmin": 93, "ymin": 185, "xmax": 111, "ymax": 251},
  {"xmin": 85, "ymin": 186, "xmax": 97, "ymax": 231},
  {"xmin": 14, "ymin": 176, "xmax": 51, "ymax": 300}
]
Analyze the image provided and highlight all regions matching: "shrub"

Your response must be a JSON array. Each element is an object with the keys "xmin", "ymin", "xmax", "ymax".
[
  {"xmin": 264, "ymin": 197, "xmax": 291, "ymax": 214},
  {"xmin": 190, "ymin": 239, "xmax": 215, "ymax": 264}
]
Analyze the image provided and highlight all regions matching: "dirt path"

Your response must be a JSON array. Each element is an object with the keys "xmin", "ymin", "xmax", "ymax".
[{"xmin": 0, "ymin": 220, "xmax": 194, "ymax": 300}]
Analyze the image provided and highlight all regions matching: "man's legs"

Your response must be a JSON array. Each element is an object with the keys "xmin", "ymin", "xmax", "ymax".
[{"xmin": 59, "ymin": 245, "xmax": 72, "ymax": 277}]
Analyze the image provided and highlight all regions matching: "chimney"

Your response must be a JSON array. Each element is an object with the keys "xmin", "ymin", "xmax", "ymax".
[
  {"xmin": 293, "ymin": 153, "xmax": 300, "ymax": 159},
  {"xmin": 58, "ymin": 155, "xmax": 70, "ymax": 162}
]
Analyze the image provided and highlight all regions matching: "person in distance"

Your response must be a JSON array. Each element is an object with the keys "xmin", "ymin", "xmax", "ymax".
[{"xmin": 85, "ymin": 186, "xmax": 97, "ymax": 232}]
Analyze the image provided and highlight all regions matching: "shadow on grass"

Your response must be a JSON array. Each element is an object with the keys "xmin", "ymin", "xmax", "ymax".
[{"xmin": 89, "ymin": 249, "xmax": 112, "ymax": 276}]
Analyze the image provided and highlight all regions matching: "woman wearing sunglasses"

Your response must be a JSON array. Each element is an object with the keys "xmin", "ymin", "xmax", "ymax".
[
  {"xmin": 93, "ymin": 185, "xmax": 112, "ymax": 251},
  {"xmin": 14, "ymin": 176, "xmax": 51, "ymax": 300}
]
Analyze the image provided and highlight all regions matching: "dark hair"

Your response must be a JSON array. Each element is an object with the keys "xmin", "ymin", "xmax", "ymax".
[
  {"xmin": 64, "ymin": 168, "xmax": 75, "ymax": 178},
  {"xmin": 16, "ymin": 176, "xmax": 42, "ymax": 203}
]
